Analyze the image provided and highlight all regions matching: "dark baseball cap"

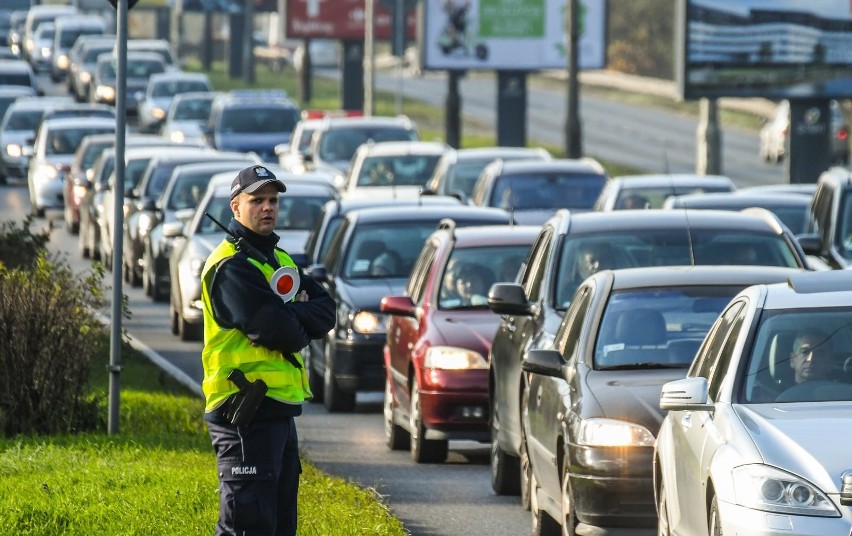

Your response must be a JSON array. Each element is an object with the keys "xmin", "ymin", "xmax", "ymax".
[{"xmin": 230, "ymin": 165, "xmax": 287, "ymax": 200}]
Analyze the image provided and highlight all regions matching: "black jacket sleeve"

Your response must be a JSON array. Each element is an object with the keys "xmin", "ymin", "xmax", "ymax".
[{"xmin": 210, "ymin": 256, "xmax": 336, "ymax": 355}]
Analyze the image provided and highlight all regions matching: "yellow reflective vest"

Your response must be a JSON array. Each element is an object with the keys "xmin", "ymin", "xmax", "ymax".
[{"xmin": 200, "ymin": 240, "xmax": 312, "ymax": 413}]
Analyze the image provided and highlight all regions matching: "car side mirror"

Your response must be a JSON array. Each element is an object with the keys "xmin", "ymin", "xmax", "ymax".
[
  {"xmin": 305, "ymin": 263, "xmax": 328, "ymax": 283},
  {"xmin": 797, "ymin": 234, "xmax": 821, "ymax": 256},
  {"xmin": 659, "ymin": 377, "xmax": 714, "ymax": 412},
  {"xmin": 139, "ymin": 197, "xmax": 157, "ymax": 211},
  {"xmin": 22, "ymin": 145, "xmax": 33, "ymax": 157},
  {"xmin": 521, "ymin": 348, "xmax": 564, "ymax": 377},
  {"xmin": 487, "ymin": 282, "xmax": 532, "ymax": 316},
  {"xmin": 380, "ymin": 295, "xmax": 416, "ymax": 317},
  {"xmin": 162, "ymin": 221, "xmax": 184, "ymax": 238}
]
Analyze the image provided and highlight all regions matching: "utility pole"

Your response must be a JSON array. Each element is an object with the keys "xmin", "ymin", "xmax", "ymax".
[
  {"xmin": 364, "ymin": 0, "xmax": 375, "ymax": 115},
  {"xmin": 243, "ymin": 0, "xmax": 255, "ymax": 84},
  {"xmin": 564, "ymin": 0, "xmax": 582, "ymax": 158}
]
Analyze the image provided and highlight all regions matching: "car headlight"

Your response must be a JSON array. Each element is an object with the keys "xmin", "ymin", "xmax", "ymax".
[
  {"xmin": 424, "ymin": 346, "xmax": 487, "ymax": 370},
  {"xmin": 138, "ymin": 212, "xmax": 155, "ymax": 237},
  {"xmin": 40, "ymin": 47, "xmax": 51, "ymax": 58},
  {"xmin": 189, "ymin": 257, "xmax": 205, "ymax": 277},
  {"xmin": 56, "ymin": 54, "xmax": 69, "ymax": 69},
  {"xmin": 96, "ymin": 84, "xmax": 116, "ymax": 101},
  {"xmin": 732, "ymin": 464, "xmax": 840, "ymax": 517},
  {"xmin": 575, "ymin": 418, "xmax": 655, "ymax": 447},
  {"xmin": 170, "ymin": 131, "xmax": 185, "ymax": 144},
  {"xmin": 152, "ymin": 107, "xmax": 166, "ymax": 119},
  {"xmin": 72, "ymin": 183, "xmax": 87, "ymax": 200},
  {"xmin": 34, "ymin": 164, "xmax": 58, "ymax": 182},
  {"xmin": 351, "ymin": 310, "xmax": 386, "ymax": 334},
  {"xmin": 79, "ymin": 71, "xmax": 91, "ymax": 84},
  {"xmin": 6, "ymin": 144, "xmax": 21, "ymax": 158}
]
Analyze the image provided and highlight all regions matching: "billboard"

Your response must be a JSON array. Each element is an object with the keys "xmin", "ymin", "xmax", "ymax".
[
  {"xmin": 676, "ymin": 0, "xmax": 852, "ymax": 99},
  {"xmin": 285, "ymin": 0, "xmax": 416, "ymax": 40},
  {"xmin": 420, "ymin": 0, "xmax": 606, "ymax": 71}
]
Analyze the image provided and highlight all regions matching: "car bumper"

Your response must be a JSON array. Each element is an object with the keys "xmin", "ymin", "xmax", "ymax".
[
  {"xmin": 717, "ymin": 497, "xmax": 852, "ymax": 535},
  {"xmin": 33, "ymin": 177, "xmax": 65, "ymax": 209},
  {"xmin": 567, "ymin": 445, "xmax": 656, "ymax": 528},
  {"xmin": 332, "ymin": 336, "xmax": 385, "ymax": 393},
  {"xmin": 419, "ymin": 368, "xmax": 489, "ymax": 441},
  {"xmin": 1, "ymin": 157, "xmax": 27, "ymax": 178}
]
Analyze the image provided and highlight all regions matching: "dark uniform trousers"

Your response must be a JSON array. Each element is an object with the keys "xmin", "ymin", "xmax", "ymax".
[{"xmin": 208, "ymin": 417, "xmax": 301, "ymax": 536}]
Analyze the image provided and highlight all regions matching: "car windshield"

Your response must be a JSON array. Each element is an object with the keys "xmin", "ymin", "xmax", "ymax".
[
  {"xmin": 46, "ymin": 127, "xmax": 113, "ymax": 156},
  {"xmin": 220, "ymin": 106, "xmax": 300, "ymax": 134},
  {"xmin": 446, "ymin": 161, "xmax": 490, "ymax": 197},
  {"xmin": 152, "ymin": 80, "xmax": 210, "ymax": 98},
  {"xmin": 740, "ymin": 308, "xmax": 852, "ymax": 403},
  {"xmin": 490, "ymin": 173, "xmax": 606, "ymax": 210},
  {"xmin": 123, "ymin": 157, "xmax": 152, "ymax": 190},
  {"xmin": 317, "ymin": 127, "xmax": 418, "ymax": 163},
  {"xmin": 60, "ymin": 28, "xmax": 102, "ymax": 48},
  {"xmin": 553, "ymin": 229, "xmax": 802, "ymax": 309},
  {"xmin": 594, "ymin": 286, "xmax": 740, "ymax": 370},
  {"xmin": 615, "ymin": 185, "xmax": 732, "ymax": 209},
  {"xmin": 166, "ymin": 172, "xmax": 216, "ymax": 211},
  {"xmin": 99, "ymin": 58, "xmax": 164, "ymax": 80},
  {"xmin": 439, "ymin": 245, "xmax": 530, "ymax": 310},
  {"xmin": 83, "ymin": 45, "xmax": 111, "ymax": 62},
  {"xmin": 343, "ymin": 222, "xmax": 438, "ymax": 279},
  {"xmin": 172, "ymin": 98, "xmax": 213, "ymax": 121},
  {"xmin": 0, "ymin": 72, "xmax": 32, "ymax": 87},
  {"xmin": 3, "ymin": 109, "xmax": 42, "ymax": 130},
  {"xmin": 356, "ymin": 154, "xmax": 442, "ymax": 187},
  {"xmin": 81, "ymin": 141, "xmax": 110, "ymax": 170}
]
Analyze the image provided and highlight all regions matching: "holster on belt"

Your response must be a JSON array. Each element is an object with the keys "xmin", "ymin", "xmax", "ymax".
[{"xmin": 225, "ymin": 369, "xmax": 268, "ymax": 426}]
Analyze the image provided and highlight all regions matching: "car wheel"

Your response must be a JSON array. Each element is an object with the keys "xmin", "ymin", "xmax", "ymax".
[
  {"xmin": 657, "ymin": 478, "xmax": 670, "ymax": 536},
  {"xmin": 79, "ymin": 220, "xmax": 90, "ymax": 258},
  {"xmin": 709, "ymin": 495, "xmax": 722, "ymax": 536},
  {"xmin": 490, "ymin": 391, "xmax": 521, "ymax": 495},
  {"xmin": 128, "ymin": 260, "xmax": 141, "ymax": 287},
  {"xmin": 305, "ymin": 341, "xmax": 324, "ymax": 402},
  {"xmin": 530, "ymin": 469, "xmax": 560, "ymax": 536},
  {"xmin": 559, "ymin": 460, "xmax": 578, "ymax": 536},
  {"xmin": 169, "ymin": 295, "xmax": 179, "ymax": 335},
  {"xmin": 65, "ymin": 207, "xmax": 79, "ymax": 235},
  {"xmin": 520, "ymin": 381, "xmax": 532, "ymax": 510},
  {"xmin": 323, "ymin": 342, "xmax": 356, "ymax": 412},
  {"xmin": 90, "ymin": 224, "xmax": 101, "ymax": 261},
  {"xmin": 150, "ymin": 264, "xmax": 168, "ymax": 303},
  {"xmin": 178, "ymin": 314, "xmax": 201, "ymax": 342},
  {"xmin": 384, "ymin": 375, "xmax": 409, "ymax": 450},
  {"xmin": 409, "ymin": 381, "xmax": 447, "ymax": 463}
]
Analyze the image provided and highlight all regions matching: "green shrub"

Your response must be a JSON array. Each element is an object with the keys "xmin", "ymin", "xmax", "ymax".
[{"xmin": 0, "ymin": 255, "xmax": 108, "ymax": 437}]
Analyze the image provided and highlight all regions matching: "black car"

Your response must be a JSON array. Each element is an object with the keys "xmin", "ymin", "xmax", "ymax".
[
  {"xmin": 521, "ymin": 265, "xmax": 801, "ymax": 534},
  {"xmin": 486, "ymin": 208, "xmax": 811, "ymax": 507},
  {"xmin": 305, "ymin": 204, "xmax": 512, "ymax": 412}
]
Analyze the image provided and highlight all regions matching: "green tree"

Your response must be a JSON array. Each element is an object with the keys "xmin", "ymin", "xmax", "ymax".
[{"xmin": 607, "ymin": 0, "xmax": 675, "ymax": 79}]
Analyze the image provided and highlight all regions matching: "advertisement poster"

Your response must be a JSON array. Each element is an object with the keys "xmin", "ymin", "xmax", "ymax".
[{"xmin": 421, "ymin": 0, "xmax": 606, "ymax": 71}]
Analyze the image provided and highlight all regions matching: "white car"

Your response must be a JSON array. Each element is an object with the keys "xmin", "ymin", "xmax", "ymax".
[
  {"xmin": 137, "ymin": 72, "xmax": 212, "ymax": 134},
  {"xmin": 342, "ymin": 140, "xmax": 447, "ymax": 199},
  {"xmin": 654, "ymin": 270, "xmax": 852, "ymax": 535}
]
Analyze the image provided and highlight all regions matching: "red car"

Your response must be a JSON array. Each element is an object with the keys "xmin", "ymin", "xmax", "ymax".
[{"xmin": 381, "ymin": 221, "xmax": 538, "ymax": 463}]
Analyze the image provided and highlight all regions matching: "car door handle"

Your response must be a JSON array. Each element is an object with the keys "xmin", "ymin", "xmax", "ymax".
[{"xmin": 681, "ymin": 412, "xmax": 692, "ymax": 429}]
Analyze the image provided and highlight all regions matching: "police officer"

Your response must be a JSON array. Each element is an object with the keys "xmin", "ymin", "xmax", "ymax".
[{"xmin": 200, "ymin": 165, "xmax": 335, "ymax": 536}]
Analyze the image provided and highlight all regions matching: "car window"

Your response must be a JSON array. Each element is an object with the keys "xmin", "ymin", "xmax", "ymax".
[
  {"xmin": 690, "ymin": 301, "xmax": 744, "ymax": 381},
  {"xmin": 439, "ymin": 244, "xmax": 530, "ymax": 310},
  {"xmin": 838, "ymin": 192, "xmax": 852, "ymax": 259},
  {"xmin": 173, "ymin": 98, "xmax": 213, "ymax": 121},
  {"xmin": 407, "ymin": 242, "xmax": 437, "ymax": 306},
  {"xmin": 46, "ymin": 127, "xmax": 113, "ymax": 156},
  {"xmin": 741, "ymin": 308, "xmax": 852, "ymax": 403},
  {"xmin": 3, "ymin": 109, "xmax": 42, "ymax": 130},
  {"xmin": 707, "ymin": 301, "xmax": 747, "ymax": 401},
  {"xmin": 356, "ymin": 155, "xmax": 442, "ymax": 187},
  {"xmin": 595, "ymin": 286, "xmax": 740, "ymax": 370},
  {"xmin": 554, "ymin": 285, "xmax": 592, "ymax": 361},
  {"xmin": 522, "ymin": 227, "xmax": 552, "ymax": 302},
  {"xmin": 490, "ymin": 173, "xmax": 606, "ymax": 210},
  {"xmin": 219, "ymin": 107, "xmax": 299, "ymax": 134},
  {"xmin": 278, "ymin": 196, "xmax": 328, "ymax": 231},
  {"xmin": 317, "ymin": 127, "xmax": 418, "ymax": 163}
]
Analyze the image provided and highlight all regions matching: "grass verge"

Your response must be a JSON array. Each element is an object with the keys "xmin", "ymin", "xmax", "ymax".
[{"xmin": 0, "ymin": 337, "xmax": 407, "ymax": 536}]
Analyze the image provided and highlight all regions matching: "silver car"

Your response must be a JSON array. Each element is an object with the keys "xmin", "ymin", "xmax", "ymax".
[
  {"xmin": 136, "ymin": 71, "xmax": 212, "ymax": 134},
  {"xmin": 655, "ymin": 270, "xmax": 852, "ymax": 535}
]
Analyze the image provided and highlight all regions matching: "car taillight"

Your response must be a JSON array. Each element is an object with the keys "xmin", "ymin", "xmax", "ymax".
[{"xmin": 837, "ymin": 127, "xmax": 849, "ymax": 142}]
